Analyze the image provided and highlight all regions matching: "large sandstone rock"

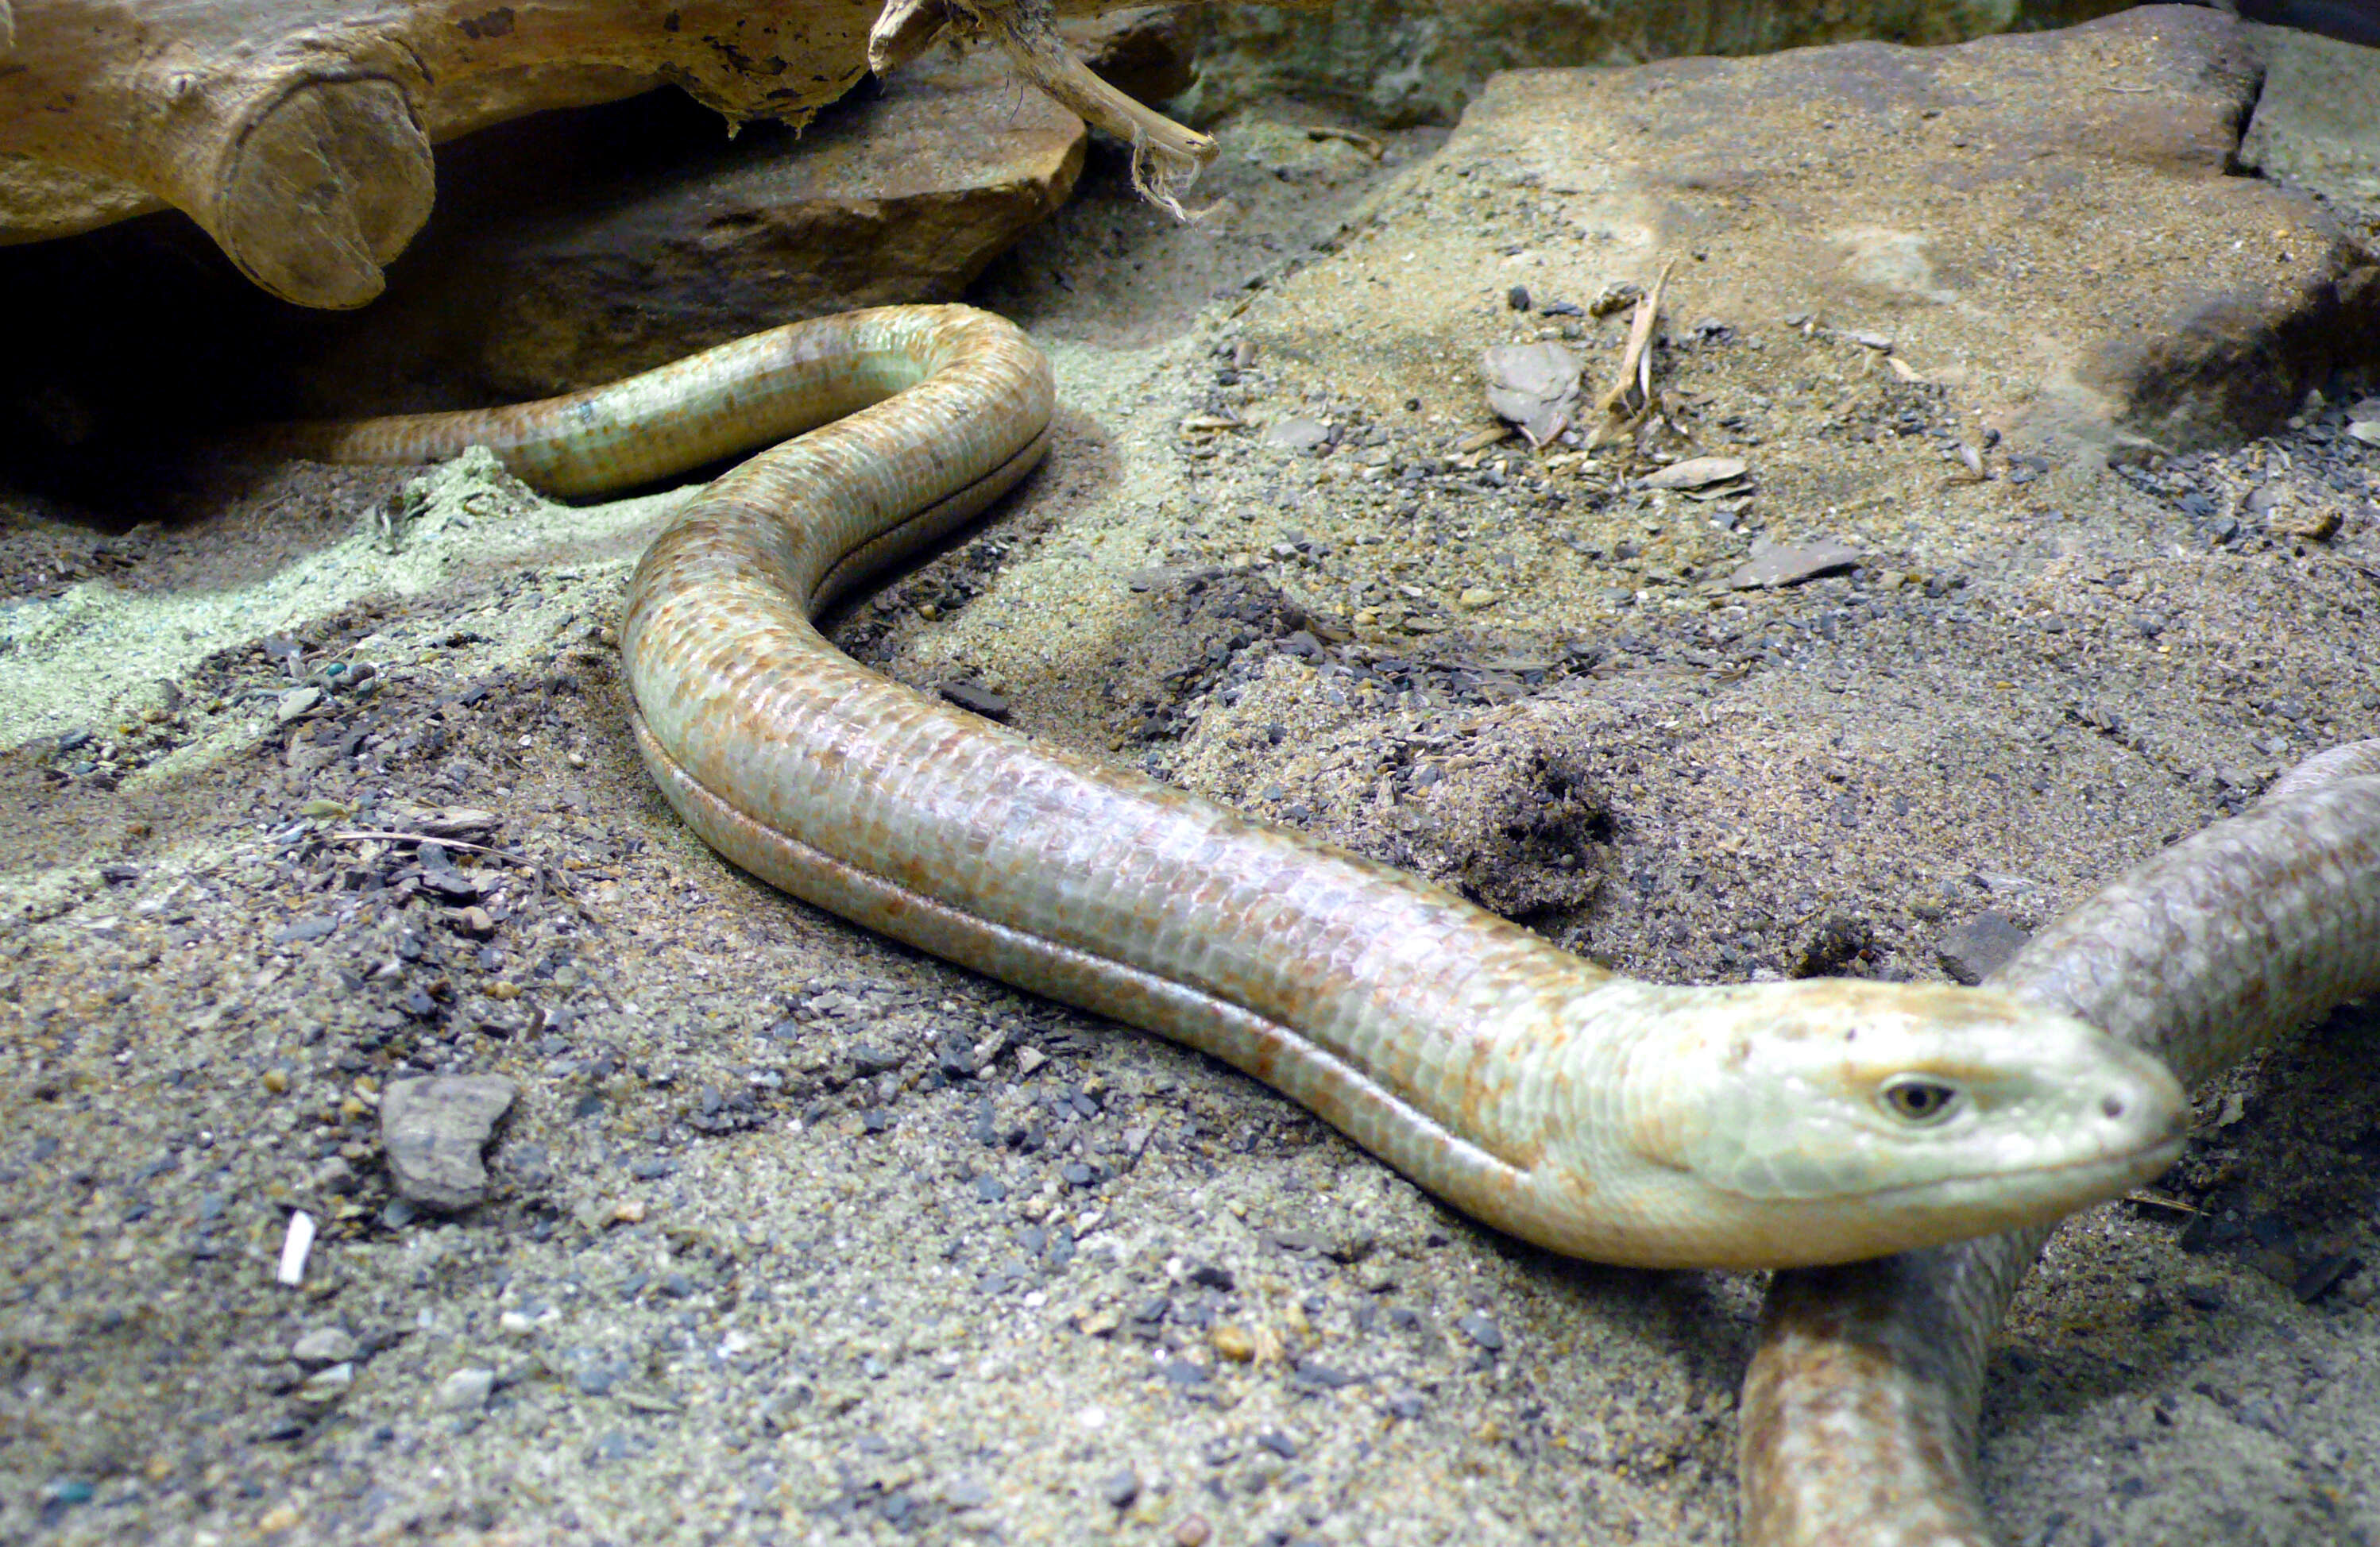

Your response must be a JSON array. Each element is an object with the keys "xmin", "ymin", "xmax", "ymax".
[
  {"xmin": 1281, "ymin": 5, "xmax": 2377, "ymax": 455},
  {"xmin": 1186, "ymin": 0, "xmax": 2135, "ymax": 128}
]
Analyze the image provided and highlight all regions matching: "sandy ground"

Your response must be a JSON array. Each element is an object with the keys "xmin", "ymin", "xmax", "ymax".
[{"xmin": 4, "ymin": 88, "xmax": 2380, "ymax": 1547}]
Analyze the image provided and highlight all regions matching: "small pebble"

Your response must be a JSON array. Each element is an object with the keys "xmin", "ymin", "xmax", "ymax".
[
  {"xmin": 437, "ymin": 1368, "xmax": 496, "ymax": 1412},
  {"xmin": 1262, "ymin": 419, "xmax": 1331, "ymax": 451},
  {"xmin": 381, "ymin": 1075, "xmax": 517, "ymax": 1210},
  {"xmin": 292, "ymin": 1327, "xmax": 357, "ymax": 1365},
  {"xmin": 938, "ymin": 681, "xmax": 1011, "ymax": 722},
  {"xmin": 271, "ymin": 916, "xmax": 336, "ymax": 947},
  {"xmin": 1456, "ymin": 1311, "xmax": 1505, "ymax": 1351},
  {"xmin": 1937, "ymin": 911, "xmax": 2030, "ymax": 986},
  {"xmin": 41, "ymin": 1477, "xmax": 94, "ymax": 1510},
  {"xmin": 295, "ymin": 1363, "xmax": 354, "ymax": 1404}
]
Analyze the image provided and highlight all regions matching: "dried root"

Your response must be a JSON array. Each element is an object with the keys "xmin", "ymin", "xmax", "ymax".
[
  {"xmin": 870, "ymin": 0, "xmax": 1216, "ymax": 219},
  {"xmin": 1587, "ymin": 257, "xmax": 1678, "ymax": 449}
]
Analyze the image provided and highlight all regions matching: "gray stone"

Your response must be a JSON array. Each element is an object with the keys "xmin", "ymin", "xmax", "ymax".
[
  {"xmin": 437, "ymin": 1368, "xmax": 497, "ymax": 1412},
  {"xmin": 1728, "ymin": 537, "xmax": 1863, "ymax": 589},
  {"xmin": 938, "ymin": 681, "xmax": 1013, "ymax": 723},
  {"xmin": 1455, "ymin": 1311, "xmax": 1505, "ymax": 1352},
  {"xmin": 1480, "ymin": 341, "xmax": 1583, "ymax": 446},
  {"xmin": 270, "ymin": 915, "xmax": 337, "ymax": 946},
  {"xmin": 1937, "ymin": 910, "xmax": 2032, "ymax": 986},
  {"xmin": 295, "ymin": 1363, "xmax": 355, "ymax": 1405},
  {"xmin": 381, "ymin": 1076, "xmax": 518, "ymax": 1211},
  {"xmin": 2238, "ymin": 20, "xmax": 2380, "ymax": 231},
  {"xmin": 1262, "ymin": 418, "xmax": 1331, "ymax": 451}
]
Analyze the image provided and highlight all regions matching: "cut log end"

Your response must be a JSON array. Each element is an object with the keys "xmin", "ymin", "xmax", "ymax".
[{"xmin": 214, "ymin": 76, "xmax": 438, "ymax": 309}]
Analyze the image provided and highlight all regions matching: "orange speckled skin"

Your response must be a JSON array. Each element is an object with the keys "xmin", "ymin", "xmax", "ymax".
[
  {"xmin": 279, "ymin": 306, "xmax": 2186, "ymax": 1273},
  {"xmin": 610, "ymin": 311, "xmax": 1635, "ymax": 1256}
]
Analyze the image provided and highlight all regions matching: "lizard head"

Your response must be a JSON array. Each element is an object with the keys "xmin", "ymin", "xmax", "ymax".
[{"xmin": 1528, "ymin": 978, "xmax": 2186, "ymax": 1269}]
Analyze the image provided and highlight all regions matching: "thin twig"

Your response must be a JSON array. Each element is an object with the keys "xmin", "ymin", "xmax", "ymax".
[
  {"xmin": 328, "ymin": 829, "xmax": 529, "ymax": 862},
  {"xmin": 326, "ymin": 828, "xmax": 598, "ymax": 920},
  {"xmin": 1305, "ymin": 124, "xmax": 1385, "ymax": 160},
  {"xmin": 1587, "ymin": 257, "xmax": 1679, "ymax": 449}
]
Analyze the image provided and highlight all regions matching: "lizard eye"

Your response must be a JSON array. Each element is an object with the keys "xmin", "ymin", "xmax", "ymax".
[{"xmin": 1880, "ymin": 1076, "xmax": 1963, "ymax": 1125}]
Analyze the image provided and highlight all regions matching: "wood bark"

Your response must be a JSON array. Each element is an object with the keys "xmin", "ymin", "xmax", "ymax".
[{"xmin": 0, "ymin": 0, "xmax": 1296, "ymax": 307}]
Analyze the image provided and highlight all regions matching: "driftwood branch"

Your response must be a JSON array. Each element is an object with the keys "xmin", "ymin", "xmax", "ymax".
[{"xmin": 0, "ymin": 0, "xmax": 1296, "ymax": 309}]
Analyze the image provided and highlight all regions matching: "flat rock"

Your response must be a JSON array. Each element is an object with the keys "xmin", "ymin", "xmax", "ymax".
[
  {"xmin": 1642, "ymin": 456, "xmax": 1749, "ymax": 490},
  {"xmin": 1936, "ymin": 909, "xmax": 2033, "ymax": 986},
  {"xmin": 381, "ymin": 1076, "xmax": 518, "ymax": 1211},
  {"xmin": 1296, "ymin": 6, "xmax": 2380, "ymax": 457},
  {"xmin": 2237, "ymin": 19, "xmax": 2380, "ymax": 233},
  {"xmin": 1729, "ymin": 536, "xmax": 1861, "ymax": 588},
  {"xmin": 1189, "ymin": 0, "xmax": 2029, "ymax": 127},
  {"xmin": 1263, "ymin": 418, "xmax": 1331, "ymax": 450},
  {"xmin": 315, "ymin": 51, "xmax": 1087, "ymax": 401}
]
